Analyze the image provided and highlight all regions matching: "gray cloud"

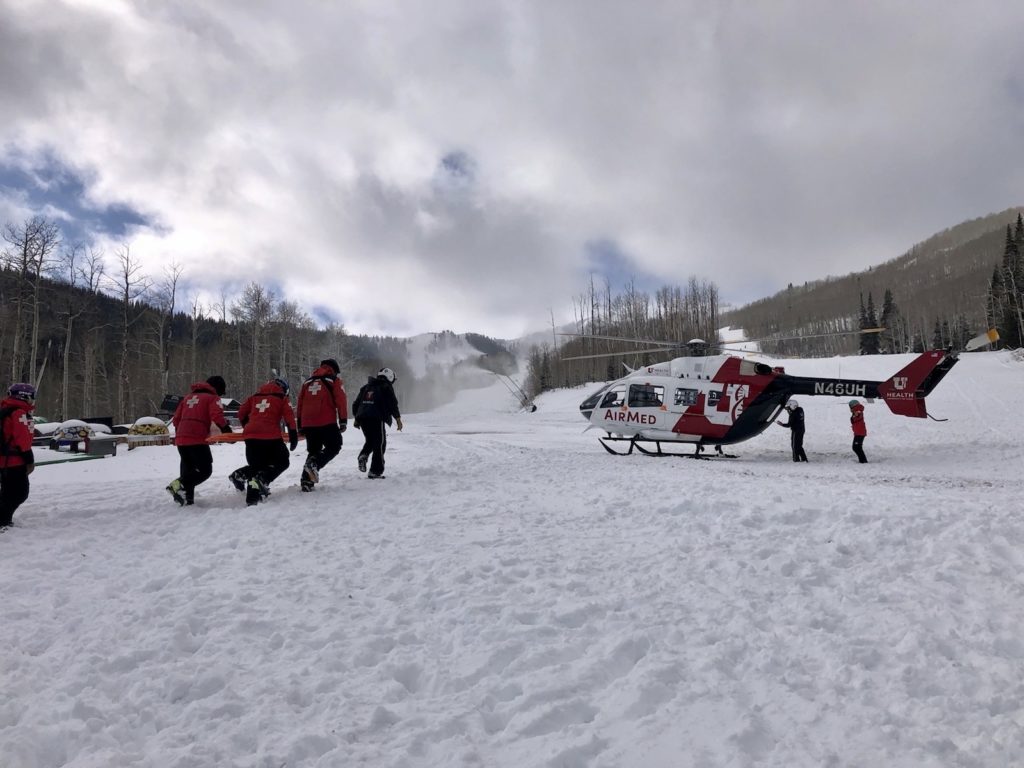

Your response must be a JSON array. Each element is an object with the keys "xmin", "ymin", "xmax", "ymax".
[{"xmin": 1, "ymin": 0, "xmax": 1022, "ymax": 337}]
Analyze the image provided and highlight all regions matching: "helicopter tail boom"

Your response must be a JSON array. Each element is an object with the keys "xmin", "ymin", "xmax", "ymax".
[
  {"xmin": 877, "ymin": 350, "xmax": 958, "ymax": 418},
  {"xmin": 782, "ymin": 349, "xmax": 958, "ymax": 418}
]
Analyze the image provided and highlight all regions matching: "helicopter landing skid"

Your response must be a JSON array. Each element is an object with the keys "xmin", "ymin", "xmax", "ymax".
[{"xmin": 599, "ymin": 436, "xmax": 738, "ymax": 459}]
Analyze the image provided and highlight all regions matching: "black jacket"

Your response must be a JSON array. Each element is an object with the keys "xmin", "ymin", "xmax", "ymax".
[
  {"xmin": 779, "ymin": 406, "xmax": 805, "ymax": 433},
  {"xmin": 352, "ymin": 376, "xmax": 401, "ymax": 425}
]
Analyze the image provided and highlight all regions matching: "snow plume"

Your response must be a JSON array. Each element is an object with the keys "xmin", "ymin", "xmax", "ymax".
[{"xmin": 384, "ymin": 331, "xmax": 520, "ymax": 413}]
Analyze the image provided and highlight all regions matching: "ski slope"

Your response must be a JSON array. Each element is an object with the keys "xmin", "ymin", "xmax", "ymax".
[{"xmin": 2, "ymin": 351, "xmax": 1022, "ymax": 767}]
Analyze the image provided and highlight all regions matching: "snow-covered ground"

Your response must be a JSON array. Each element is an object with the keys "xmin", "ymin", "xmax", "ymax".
[{"xmin": 2, "ymin": 351, "xmax": 1022, "ymax": 768}]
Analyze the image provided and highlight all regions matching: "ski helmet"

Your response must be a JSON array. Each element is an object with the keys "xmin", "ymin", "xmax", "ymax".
[
  {"xmin": 274, "ymin": 378, "xmax": 290, "ymax": 394},
  {"xmin": 7, "ymin": 382, "xmax": 36, "ymax": 403},
  {"xmin": 206, "ymin": 375, "xmax": 227, "ymax": 397},
  {"xmin": 377, "ymin": 367, "xmax": 397, "ymax": 384},
  {"xmin": 787, "ymin": 399, "xmax": 798, "ymax": 409},
  {"xmin": 320, "ymin": 358, "xmax": 340, "ymax": 375}
]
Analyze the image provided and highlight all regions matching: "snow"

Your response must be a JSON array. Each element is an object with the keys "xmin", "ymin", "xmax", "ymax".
[
  {"xmin": 403, "ymin": 333, "xmax": 485, "ymax": 380},
  {"xmin": 2, "ymin": 350, "xmax": 1023, "ymax": 767}
]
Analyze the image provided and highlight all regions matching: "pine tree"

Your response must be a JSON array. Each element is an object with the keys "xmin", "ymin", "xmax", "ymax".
[
  {"xmin": 862, "ymin": 293, "xmax": 881, "ymax": 354},
  {"xmin": 879, "ymin": 289, "xmax": 897, "ymax": 353},
  {"xmin": 987, "ymin": 265, "xmax": 1005, "ymax": 346},
  {"xmin": 932, "ymin": 319, "xmax": 944, "ymax": 349},
  {"xmin": 952, "ymin": 314, "xmax": 972, "ymax": 351},
  {"xmin": 1001, "ymin": 225, "xmax": 1023, "ymax": 347},
  {"xmin": 858, "ymin": 293, "xmax": 869, "ymax": 355}
]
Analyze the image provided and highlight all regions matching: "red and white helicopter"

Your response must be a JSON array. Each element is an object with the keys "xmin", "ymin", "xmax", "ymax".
[{"xmin": 564, "ymin": 334, "xmax": 960, "ymax": 458}]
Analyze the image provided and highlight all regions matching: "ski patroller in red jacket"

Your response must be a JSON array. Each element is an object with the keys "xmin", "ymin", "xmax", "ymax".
[
  {"xmin": 296, "ymin": 365, "xmax": 348, "ymax": 429},
  {"xmin": 172, "ymin": 381, "xmax": 229, "ymax": 446},
  {"xmin": 850, "ymin": 403, "xmax": 867, "ymax": 436},
  {"xmin": 0, "ymin": 397, "xmax": 35, "ymax": 469},
  {"xmin": 238, "ymin": 380, "xmax": 297, "ymax": 440}
]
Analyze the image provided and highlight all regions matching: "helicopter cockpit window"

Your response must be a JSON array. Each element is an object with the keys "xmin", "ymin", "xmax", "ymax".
[
  {"xmin": 628, "ymin": 384, "xmax": 664, "ymax": 408},
  {"xmin": 599, "ymin": 386, "xmax": 627, "ymax": 408},
  {"xmin": 674, "ymin": 387, "xmax": 699, "ymax": 407}
]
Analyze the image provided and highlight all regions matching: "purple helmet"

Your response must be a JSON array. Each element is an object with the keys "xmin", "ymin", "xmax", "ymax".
[{"xmin": 8, "ymin": 382, "xmax": 36, "ymax": 403}]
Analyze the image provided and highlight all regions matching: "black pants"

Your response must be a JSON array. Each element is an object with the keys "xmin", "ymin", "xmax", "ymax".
[
  {"xmin": 0, "ymin": 466, "xmax": 30, "ymax": 526},
  {"xmin": 790, "ymin": 430, "xmax": 808, "ymax": 462},
  {"xmin": 358, "ymin": 418, "xmax": 388, "ymax": 475},
  {"xmin": 234, "ymin": 439, "xmax": 290, "ymax": 485},
  {"xmin": 304, "ymin": 424, "xmax": 342, "ymax": 470},
  {"xmin": 177, "ymin": 444, "xmax": 213, "ymax": 502},
  {"xmin": 852, "ymin": 435, "xmax": 868, "ymax": 463}
]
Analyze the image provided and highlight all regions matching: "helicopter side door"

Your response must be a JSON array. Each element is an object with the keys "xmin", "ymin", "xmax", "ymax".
[{"xmin": 626, "ymin": 383, "xmax": 665, "ymax": 428}]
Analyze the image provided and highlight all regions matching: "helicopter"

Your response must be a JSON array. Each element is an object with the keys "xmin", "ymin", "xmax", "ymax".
[{"xmin": 562, "ymin": 333, "xmax": 960, "ymax": 458}]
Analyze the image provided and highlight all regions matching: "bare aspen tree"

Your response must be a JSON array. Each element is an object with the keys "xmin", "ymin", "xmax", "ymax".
[
  {"xmin": 189, "ymin": 295, "xmax": 205, "ymax": 383},
  {"xmin": 150, "ymin": 262, "xmax": 183, "ymax": 396},
  {"xmin": 108, "ymin": 246, "xmax": 150, "ymax": 422},
  {"xmin": 2, "ymin": 216, "xmax": 61, "ymax": 383},
  {"xmin": 231, "ymin": 282, "xmax": 275, "ymax": 392},
  {"xmin": 58, "ymin": 244, "xmax": 104, "ymax": 419}
]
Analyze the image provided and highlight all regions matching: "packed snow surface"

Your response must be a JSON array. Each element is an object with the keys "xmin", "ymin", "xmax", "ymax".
[{"xmin": 2, "ymin": 351, "xmax": 1022, "ymax": 767}]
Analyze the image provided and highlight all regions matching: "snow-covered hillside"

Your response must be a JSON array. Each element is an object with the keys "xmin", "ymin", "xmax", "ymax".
[{"xmin": 1, "ymin": 350, "xmax": 1022, "ymax": 767}]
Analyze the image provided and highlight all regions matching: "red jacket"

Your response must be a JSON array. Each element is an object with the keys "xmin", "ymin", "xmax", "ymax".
[
  {"xmin": 172, "ymin": 382, "xmax": 229, "ymax": 446},
  {"xmin": 297, "ymin": 366, "xmax": 348, "ymax": 429},
  {"xmin": 238, "ymin": 380, "xmax": 297, "ymax": 440},
  {"xmin": 850, "ymin": 404, "xmax": 867, "ymax": 436},
  {"xmin": 0, "ymin": 397, "xmax": 36, "ymax": 469}
]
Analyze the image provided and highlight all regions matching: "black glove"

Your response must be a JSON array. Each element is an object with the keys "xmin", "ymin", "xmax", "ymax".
[
  {"xmin": 352, "ymin": 420, "xmax": 360, "ymax": 430},
  {"xmin": 339, "ymin": 419, "xmax": 347, "ymax": 433},
  {"xmin": 288, "ymin": 428, "xmax": 299, "ymax": 451},
  {"xmin": 220, "ymin": 423, "xmax": 233, "ymax": 434},
  {"xmin": 25, "ymin": 463, "xmax": 34, "ymax": 476}
]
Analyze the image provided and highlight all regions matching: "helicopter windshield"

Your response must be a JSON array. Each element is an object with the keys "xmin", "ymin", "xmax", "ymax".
[
  {"xmin": 580, "ymin": 384, "xmax": 612, "ymax": 412},
  {"xmin": 599, "ymin": 386, "xmax": 626, "ymax": 408}
]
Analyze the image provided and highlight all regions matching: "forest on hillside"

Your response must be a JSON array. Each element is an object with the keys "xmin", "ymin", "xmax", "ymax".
[
  {"xmin": 722, "ymin": 208, "xmax": 1024, "ymax": 357},
  {"xmin": 1, "ymin": 217, "xmax": 514, "ymax": 422}
]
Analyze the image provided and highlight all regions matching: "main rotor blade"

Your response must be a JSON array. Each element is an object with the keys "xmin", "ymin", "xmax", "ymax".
[
  {"xmin": 741, "ymin": 327, "xmax": 886, "ymax": 345},
  {"xmin": 561, "ymin": 346, "xmax": 679, "ymax": 362},
  {"xmin": 557, "ymin": 332, "xmax": 683, "ymax": 347}
]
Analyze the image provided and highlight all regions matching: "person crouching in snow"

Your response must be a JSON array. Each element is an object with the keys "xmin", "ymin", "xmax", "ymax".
[
  {"xmin": 296, "ymin": 358, "xmax": 348, "ymax": 492},
  {"xmin": 352, "ymin": 367, "xmax": 403, "ymax": 479},
  {"xmin": 777, "ymin": 399, "xmax": 808, "ymax": 462},
  {"xmin": 167, "ymin": 375, "xmax": 233, "ymax": 506},
  {"xmin": 229, "ymin": 378, "xmax": 298, "ymax": 505},
  {"xmin": 849, "ymin": 399, "xmax": 868, "ymax": 463},
  {"xmin": 0, "ymin": 383, "xmax": 37, "ymax": 529}
]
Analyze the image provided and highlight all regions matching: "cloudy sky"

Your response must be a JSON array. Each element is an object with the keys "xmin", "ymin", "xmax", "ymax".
[{"xmin": 2, "ymin": 1, "xmax": 1022, "ymax": 338}]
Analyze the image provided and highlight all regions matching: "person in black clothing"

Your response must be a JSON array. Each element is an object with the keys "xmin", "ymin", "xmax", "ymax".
[
  {"xmin": 777, "ymin": 399, "xmax": 808, "ymax": 462},
  {"xmin": 351, "ymin": 367, "xmax": 403, "ymax": 478}
]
